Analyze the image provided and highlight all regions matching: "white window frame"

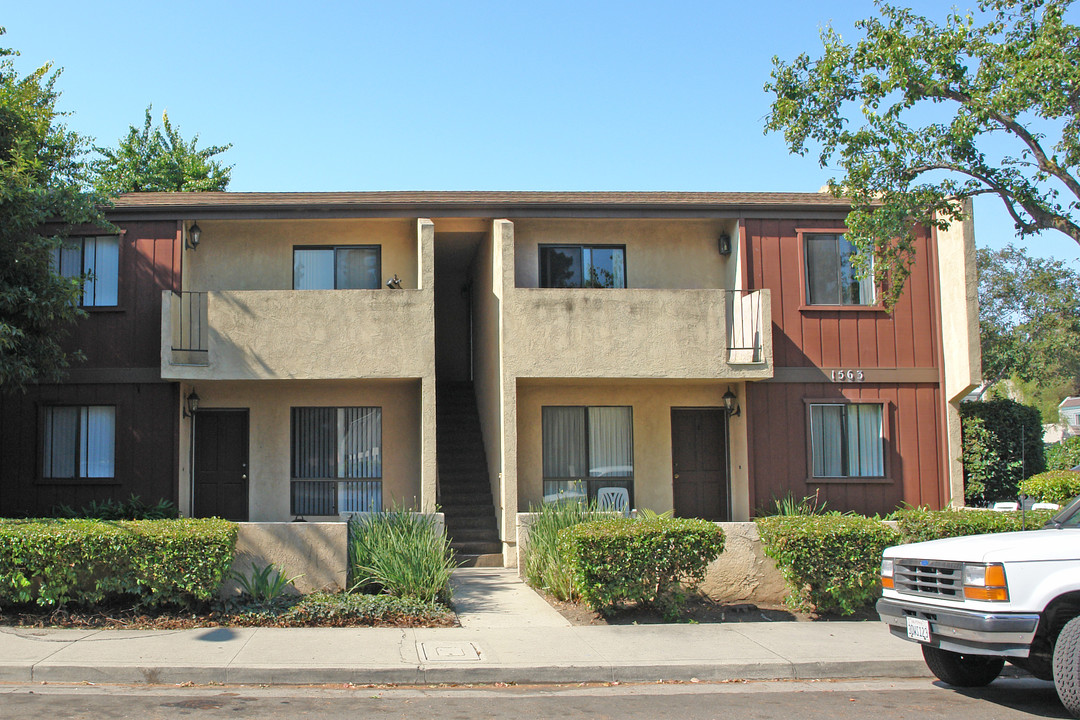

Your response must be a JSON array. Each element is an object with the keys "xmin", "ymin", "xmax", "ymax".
[
  {"xmin": 41, "ymin": 405, "xmax": 116, "ymax": 480},
  {"xmin": 53, "ymin": 235, "xmax": 120, "ymax": 307}
]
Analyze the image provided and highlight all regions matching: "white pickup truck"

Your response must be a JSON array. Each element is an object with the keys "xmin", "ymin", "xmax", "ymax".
[{"xmin": 877, "ymin": 497, "xmax": 1080, "ymax": 716}]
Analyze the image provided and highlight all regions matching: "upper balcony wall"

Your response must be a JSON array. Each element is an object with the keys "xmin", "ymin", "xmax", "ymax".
[
  {"xmin": 502, "ymin": 288, "xmax": 772, "ymax": 380},
  {"xmin": 162, "ymin": 288, "xmax": 434, "ymax": 381},
  {"xmin": 186, "ymin": 218, "xmax": 420, "ymax": 291},
  {"xmin": 512, "ymin": 218, "xmax": 738, "ymax": 290}
]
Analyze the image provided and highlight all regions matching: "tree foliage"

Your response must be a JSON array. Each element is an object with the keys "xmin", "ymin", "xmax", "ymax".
[
  {"xmin": 0, "ymin": 30, "xmax": 100, "ymax": 390},
  {"xmin": 959, "ymin": 399, "xmax": 1045, "ymax": 504},
  {"xmin": 977, "ymin": 245, "xmax": 1080, "ymax": 413},
  {"xmin": 765, "ymin": 0, "xmax": 1080, "ymax": 306},
  {"xmin": 91, "ymin": 104, "xmax": 232, "ymax": 195}
]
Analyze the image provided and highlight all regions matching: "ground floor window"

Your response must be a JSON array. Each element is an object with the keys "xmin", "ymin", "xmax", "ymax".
[
  {"xmin": 808, "ymin": 403, "xmax": 884, "ymax": 478},
  {"xmin": 291, "ymin": 407, "xmax": 382, "ymax": 513},
  {"xmin": 42, "ymin": 405, "xmax": 115, "ymax": 479},
  {"xmin": 541, "ymin": 406, "xmax": 633, "ymax": 502}
]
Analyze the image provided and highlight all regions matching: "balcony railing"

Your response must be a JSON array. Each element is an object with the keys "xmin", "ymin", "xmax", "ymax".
[
  {"xmin": 290, "ymin": 479, "xmax": 383, "ymax": 516},
  {"xmin": 727, "ymin": 290, "xmax": 764, "ymax": 364},
  {"xmin": 170, "ymin": 291, "xmax": 209, "ymax": 366}
]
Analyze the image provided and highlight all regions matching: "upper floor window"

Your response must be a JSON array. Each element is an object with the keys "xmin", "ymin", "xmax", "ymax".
[
  {"xmin": 42, "ymin": 405, "xmax": 116, "ymax": 480},
  {"xmin": 53, "ymin": 236, "xmax": 120, "ymax": 307},
  {"xmin": 539, "ymin": 245, "xmax": 626, "ymax": 288},
  {"xmin": 294, "ymin": 246, "xmax": 380, "ymax": 289},
  {"xmin": 803, "ymin": 233, "xmax": 874, "ymax": 306},
  {"xmin": 808, "ymin": 402, "xmax": 884, "ymax": 479}
]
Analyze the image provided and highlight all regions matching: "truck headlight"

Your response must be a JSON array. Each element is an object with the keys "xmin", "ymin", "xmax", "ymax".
[
  {"xmin": 962, "ymin": 562, "xmax": 1009, "ymax": 601},
  {"xmin": 881, "ymin": 558, "xmax": 894, "ymax": 589}
]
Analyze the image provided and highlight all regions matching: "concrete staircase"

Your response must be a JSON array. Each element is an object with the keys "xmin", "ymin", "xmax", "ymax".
[{"xmin": 437, "ymin": 381, "xmax": 503, "ymax": 567}]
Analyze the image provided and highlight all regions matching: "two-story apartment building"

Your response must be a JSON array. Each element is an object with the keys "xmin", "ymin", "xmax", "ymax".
[{"xmin": 0, "ymin": 191, "xmax": 979, "ymax": 566}]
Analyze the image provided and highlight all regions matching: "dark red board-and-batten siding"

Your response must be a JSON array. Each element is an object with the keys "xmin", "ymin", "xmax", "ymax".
[
  {"xmin": 0, "ymin": 221, "xmax": 183, "ymax": 517},
  {"xmin": 63, "ymin": 221, "xmax": 183, "ymax": 367},
  {"xmin": 741, "ymin": 219, "xmax": 947, "ymax": 516}
]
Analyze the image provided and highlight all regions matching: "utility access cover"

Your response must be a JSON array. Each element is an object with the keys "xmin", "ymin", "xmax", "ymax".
[{"xmin": 418, "ymin": 641, "xmax": 483, "ymax": 662}]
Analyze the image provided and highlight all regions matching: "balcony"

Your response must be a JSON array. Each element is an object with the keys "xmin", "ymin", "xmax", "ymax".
[
  {"xmin": 161, "ymin": 288, "xmax": 434, "ymax": 381},
  {"xmin": 502, "ymin": 288, "xmax": 771, "ymax": 380}
]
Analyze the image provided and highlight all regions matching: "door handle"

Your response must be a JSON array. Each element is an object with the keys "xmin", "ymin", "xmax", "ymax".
[
  {"xmin": 241, "ymin": 474, "xmax": 248, "ymax": 481},
  {"xmin": 674, "ymin": 473, "xmax": 680, "ymax": 479}
]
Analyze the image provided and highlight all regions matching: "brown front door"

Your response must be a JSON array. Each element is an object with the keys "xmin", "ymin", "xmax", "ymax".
[
  {"xmin": 193, "ymin": 409, "xmax": 249, "ymax": 521},
  {"xmin": 671, "ymin": 408, "xmax": 729, "ymax": 521}
]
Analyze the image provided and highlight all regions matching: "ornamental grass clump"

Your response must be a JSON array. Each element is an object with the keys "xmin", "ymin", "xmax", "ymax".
[
  {"xmin": 523, "ymin": 499, "xmax": 605, "ymax": 601},
  {"xmin": 561, "ymin": 516, "xmax": 725, "ymax": 618},
  {"xmin": 347, "ymin": 508, "xmax": 456, "ymax": 604}
]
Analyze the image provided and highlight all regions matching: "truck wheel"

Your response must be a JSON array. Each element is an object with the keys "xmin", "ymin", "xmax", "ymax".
[
  {"xmin": 1054, "ymin": 616, "xmax": 1080, "ymax": 718},
  {"xmin": 922, "ymin": 645, "xmax": 1004, "ymax": 687}
]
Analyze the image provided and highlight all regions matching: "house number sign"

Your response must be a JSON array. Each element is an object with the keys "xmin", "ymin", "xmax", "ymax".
[{"xmin": 830, "ymin": 369, "xmax": 865, "ymax": 382}]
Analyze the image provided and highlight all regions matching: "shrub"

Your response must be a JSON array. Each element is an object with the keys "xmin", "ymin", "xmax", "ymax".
[
  {"xmin": 227, "ymin": 591, "xmax": 454, "ymax": 627},
  {"xmin": 523, "ymin": 500, "xmax": 605, "ymax": 601},
  {"xmin": 756, "ymin": 514, "xmax": 900, "ymax": 615},
  {"xmin": 231, "ymin": 562, "xmax": 301, "ymax": 604},
  {"xmin": 561, "ymin": 517, "xmax": 724, "ymax": 617},
  {"xmin": 960, "ymin": 399, "xmax": 1045, "ymax": 504},
  {"xmin": 1020, "ymin": 470, "xmax": 1080, "ymax": 505},
  {"xmin": 0, "ymin": 518, "xmax": 236, "ymax": 608},
  {"xmin": 51, "ymin": 494, "xmax": 180, "ymax": 521},
  {"xmin": 892, "ymin": 506, "xmax": 1058, "ymax": 543},
  {"xmin": 347, "ymin": 508, "xmax": 456, "ymax": 604},
  {"xmin": 757, "ymin": 489, "xmax": 831, "ymax": 517},
  {"xmin": 1046, "ymin": 436, "xmax": 1080, "ymax": 471}
]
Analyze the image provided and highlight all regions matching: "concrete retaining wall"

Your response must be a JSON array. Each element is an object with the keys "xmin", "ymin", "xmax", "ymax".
[
  {"xmin": 225, "ymin": 514, "xmax": 445, "ymax": 597},
  {"xmin": 515, "ymin": 515, "xmax": 789, "ymax": 605}
]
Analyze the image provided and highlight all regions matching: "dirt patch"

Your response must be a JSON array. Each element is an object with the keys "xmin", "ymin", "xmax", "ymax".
[{"xmin": 538, "ymin": 592, "xmax": 880, "ymax": 626}]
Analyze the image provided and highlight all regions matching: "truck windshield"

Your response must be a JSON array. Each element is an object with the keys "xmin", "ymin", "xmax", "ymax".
[{"xmin": 1051, "ymin": 496, "xmax": 1080, "ymax": 528}]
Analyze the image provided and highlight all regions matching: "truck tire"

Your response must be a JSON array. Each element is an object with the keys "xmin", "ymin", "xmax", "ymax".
[
  {"xmin": 922, "ymin": 645, "xmax": 1004, "ymax": 687},
  {"xmin": 1054, "ymin": 616, "xmax": 1080, "ymax": 718}
]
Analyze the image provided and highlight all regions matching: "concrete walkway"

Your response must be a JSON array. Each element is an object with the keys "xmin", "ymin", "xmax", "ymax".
[{"xmin": 0, "ymin": 569, "xmax": 930, "ymax": 686}]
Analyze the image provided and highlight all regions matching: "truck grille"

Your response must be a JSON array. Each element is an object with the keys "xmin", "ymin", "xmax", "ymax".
[{"xmin": 894, "ymin": 559, "xmax": 962, "ymax": 599}]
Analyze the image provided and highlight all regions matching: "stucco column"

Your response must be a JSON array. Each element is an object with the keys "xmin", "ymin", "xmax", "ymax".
[
  {"xmin": 492, "ymin": 219, "xmax": 520, "ymax": 565},
  {"xmin": 936, "ymin": 200, "xmax": 980, "ymax": 507},
  {"xmin": 417, "ymin": 219, "xmax": 437, "ymax": 513}
]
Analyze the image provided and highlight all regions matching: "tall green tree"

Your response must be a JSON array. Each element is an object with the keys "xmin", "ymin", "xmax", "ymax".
[
  {"xmin": 90, "ymin": 104, "xmax": 232, "ymax": 194},
  {"xmin": 0, "ymin": 30, "xmax": 101, "ymax": 389},
  {"xmin": 976, "ymin": 245, "xmax": 1080, "ymax": 414},
  {"xmin": 765, "ymin": 0, "xmax": 1080, "ymax": 306}
]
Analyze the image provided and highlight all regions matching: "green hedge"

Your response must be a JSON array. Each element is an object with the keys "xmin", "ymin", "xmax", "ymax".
[
  {"xmin": 1020, "ymin": 470, "xmax": 1080, "ymax": 506},
  {"xmin": 893, "ymin": 507, "xmax": 1058, "ymax": 544},
  {"xmin": 228, "ymin": 592, "xmax": 454, "ymax": 627},
  {"xmin": 1046, "ymin": 437, "xmax": 1080, "ymax": 471},
  {"xmin": 561, "ymin": 517, "xmax": 724, "ymax": 616},
  {"xmin": 756, "ymin": 514, "xmax": 900, "ymax": 615},
  {"xmin": 959, "ymin": 399, "xmax": 1045, "ymax": 504},
  {"xmin": 0, "ymin": 518, "xmax": 237, "ymax": 608}
]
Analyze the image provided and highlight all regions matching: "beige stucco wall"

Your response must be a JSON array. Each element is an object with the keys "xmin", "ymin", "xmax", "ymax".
[
  {"xmin": 512, "ymin": 218, "xmax": 737, "ymax": 290},
  {"xmin": 162, "ymin": 288, "xmax": 434, "ymax": 381},
  {"xmin": 189, "ymin": 379, "xmax": 424, "ymax": 522},
  {"xmin": 502, "ymin": 288, "xmax": 772, "ymax": 380},
  {"xmin": 225, "ymin": 521, "xmax": 349, "ymax": 595},
  {"xmin": 935, "ymin": 201, "xmax": 980, "ymax": 507},
  {"xmin": 184, "ymin": 218, "xmax": 420, "ymax": 291},
  {"xmin": 515, "ymin": 380, "xmax": 751, "ymax": 520}
]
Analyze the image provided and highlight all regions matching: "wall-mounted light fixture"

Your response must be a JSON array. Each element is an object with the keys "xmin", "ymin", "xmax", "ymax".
[
  {"xmin": 717, "ymin": 233, "xmax": 732, "ymax": 256},
  {"xmin": 184, "ymin": 389, "xmax": 201, "ymax": 418},
  {"xmin": 385, "ymin": 274, "xmax": 402, "ymax": 289},
  {"xmin": 723, "ymin": 386, "xmax": 741, "ymax": 417},
  {"xmin": 186, "ymin": 221, "xmax": 202, "ymax": 251}
]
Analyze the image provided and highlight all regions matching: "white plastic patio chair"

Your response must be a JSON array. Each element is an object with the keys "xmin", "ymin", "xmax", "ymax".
[{"xmin": 597, "ymin": 486, "xmax": 630, "ymax": 517}]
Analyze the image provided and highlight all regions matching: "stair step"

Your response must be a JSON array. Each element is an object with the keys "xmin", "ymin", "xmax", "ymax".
[
  {"xmin": 451, "ymin": 541, "xmax": 503, "ymax": 555},
  {"xmin": 454, "ymin": 553, "xmax": 504, "ymax": 568},
  {"xmin": 439, "ymin": 504, "xmax": 497, "ymax": 517},
  {"xmin": 447, "ymin": 528, "xmax": 501, "ymax": 543},
  {"xmin": 444, "ymin": 515, "xmax": 498, "ymax": 531}
]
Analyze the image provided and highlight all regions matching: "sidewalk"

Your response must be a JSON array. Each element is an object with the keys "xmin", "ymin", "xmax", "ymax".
[{"xmin": 0, "ymin": 569, "xmax": 930, "ymax": 686}]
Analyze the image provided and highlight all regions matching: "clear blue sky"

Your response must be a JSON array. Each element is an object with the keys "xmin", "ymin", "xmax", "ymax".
[{"xmin": 5, "ymin": 0, "xmax": 1079, "ymax": 265}]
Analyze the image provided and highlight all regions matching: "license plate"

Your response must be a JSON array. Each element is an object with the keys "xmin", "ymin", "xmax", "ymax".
[{"xmin": 906, "ymin": 616, "xmax": 931, "ymax": 643}]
